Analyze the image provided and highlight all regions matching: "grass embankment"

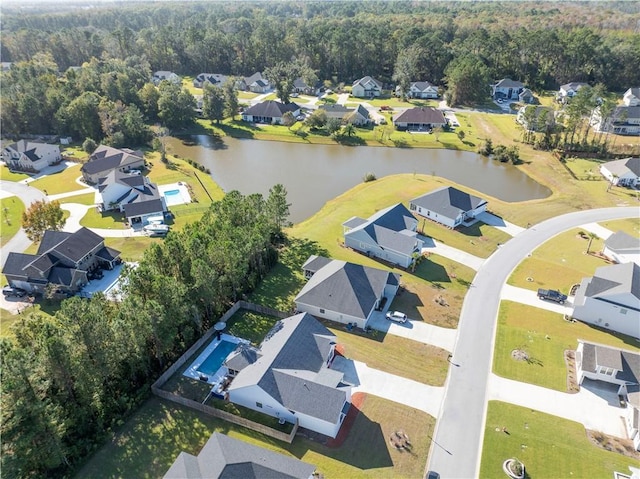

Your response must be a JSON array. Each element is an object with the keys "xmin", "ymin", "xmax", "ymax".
[
  {"xmin": 0, "ymin": 196, "xmax": 25, "ymax": 247},
  {"xmin": 601, "ymin": 218, "xmax": 640, "ymax": 237},
  {"xmin": 509, "ymin": 228, "xmax": 610, "ymax": 293},
  {"xmin": 76, "ymin": 395, "xmax": 434, "ymax": 479},
  {"xmin": 61, "ymin": 192, "xmax": 96, "ymax": 206},
  {"xmin": 0, "ymin": 166, "xmax": 29, "ymax": 182},
  {"xmin": 29, "ymin": 163, "xmax": 84, "ymax": 195},
  {"xmin": 493, "ymin": 301, "xmax": 638, "ymax": 392},
  {"xmin": 480, "ymin": 401, "xmax": 638, "ymax": 478}
]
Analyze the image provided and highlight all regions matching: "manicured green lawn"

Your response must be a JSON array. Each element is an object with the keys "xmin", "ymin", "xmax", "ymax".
[
  {"xmin": 493, "ymin": 301, "xmax": 638, "ymax": 392},
  {"xmin": 75, "ymin": 395, "xmax": 434, "ymax": 479},
  {"xmin": 508, "ymin": 229, "xmax": 609, "ymax": 293},
  {"xmin": 562, "ymin": 156, "xmax": 608, "ymax": 181},
  {"xmin": 238, "ymin": 90, "xmax": 259, "ymax": 100},
  {"xmin": 226, "ymin": 310, "xmax": 284, "ymax": 345},
  {"xmin": 0, "ymin": 166, "xmax": 29, "ymax": 182},
  {"xmin": 601, "ymin": 218, "xmax": 640, "ymax": 237},
  {"xmin": 81, "ymin": 208, "xmax": 128, "ymax": 229},
  {"xmin": 480, "ymin": 401, "xmax": 638, "ymax": 479},
  {"xmin": 29, "ymin": 164, "xmax": 84, "ymax": 195},
  {"xmin": 1, "ymin": 301, "xmax": 59, "ymax": 338},
  {"xmin": 60, "ymin": 192, "xmax": 96, "ymax": 206},
  {"xmin": 104, "ymin": 237, "xmax": 158, "ymax": 262},
  {"xmin": 0, "ymin": 196, "xmax": 25, "ymax": 247}
]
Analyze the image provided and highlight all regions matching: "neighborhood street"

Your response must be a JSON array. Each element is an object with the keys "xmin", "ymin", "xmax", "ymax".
[{"xmin": 427, "ymin": 206, "xmax": 639, "ymax": 479}]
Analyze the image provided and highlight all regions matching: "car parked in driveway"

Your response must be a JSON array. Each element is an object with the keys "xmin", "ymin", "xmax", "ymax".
[
  {"xmin": 537, "ymin": 288, "xmax": 567, "ymax": 304},
  {"xmin": 385, "ymin": 311, "xmax": 408, "ymax": 323},
  {"xmin": 3, "ymin": 285, "xmax": 26, "ymax": 297}
]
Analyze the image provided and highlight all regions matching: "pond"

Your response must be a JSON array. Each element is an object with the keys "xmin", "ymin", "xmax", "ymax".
[{"xmin": 166, "ymin": 135, "xmax": 550, "ymax": 223}]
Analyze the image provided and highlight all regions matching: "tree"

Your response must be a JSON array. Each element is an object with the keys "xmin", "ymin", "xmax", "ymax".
[
  {"xmin": 223, "ymin": 79, "xmax": 240, "ymax": 120},
  {"xmin": 305, "ymin": 109, "xmax": 327, "ymax": 129},
  {"xmin": 152, "ymin": 127, "xmax": 169, "ymax": 162},
  {"xmin": 157, "ymin": 83, "xmax": 196, "ymax": 130},
  {"xmin": 586, "ymin": 232, "xmax": 598, "ymax": 254},
  {"xmin": 343, "ymin": 123, "xmax": 357, "ymax": 137},
  {"xmin": 82, "ymin": 138, "xmax": 97, "ymax": 154},
  {"xmin": 265, "ymin": 184, "xmax": 291, "ymax": 234},
  {"xmin": 326, "ymin": 117, "xmax": 342, "ymax": 136},
  {"xmin": 392, "ymin": 45, "xmax": 423, "ymax": 99},
  {"xmin": 282, "ymin": 111, "xmax": 296, "ymax": 130},
  {"xmin": 456, "ymin": 129, "xmax": 465, "ymax": 141},
  {"xmin": 202, "ymin": 84, "xmax": 225, "ymax": 123},
  {"xmin": 137, "ymin": 82, "xmax": 160, "ymax": 121},
  {"xmin": 444, "ymin": 54, "xmax": 491, "ymax": 107},
  {"xmin": 265, "ymin": 59, "xmax": 317, "ymax": 104},
  {"xmin": 61, "ymin": 91, "xmax": 102, "ymax": 141},
  {"xmin": 22, "ymin": 200, "xmax": 65, "ymax": 242}
]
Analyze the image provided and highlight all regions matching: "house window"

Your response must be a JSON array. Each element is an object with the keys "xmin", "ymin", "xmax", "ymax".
[
  {"xmin": 319, "ymin": 309, "xmax": 325, "ymax": 314},
  {"xmin": 256, "ymin": 402, "xmax": 263, "ymax": 408},
  {"xmin": 620, "ymin": 309, "xmax": 627, "ymax": 315},
  {"xmin": 410, "ymin": 203, "xmax": 416, "ymax": 211}
]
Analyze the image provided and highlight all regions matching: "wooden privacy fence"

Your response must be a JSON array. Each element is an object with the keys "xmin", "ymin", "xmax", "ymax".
[{"xmin": 151, "ymin": 301, "xmax": 296, "ymax": 443}]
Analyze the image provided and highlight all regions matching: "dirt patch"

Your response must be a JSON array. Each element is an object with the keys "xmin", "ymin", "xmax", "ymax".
[
  {"xmin": 511, "ymin": 349, "xmax": 529, "ymax": 361},
  {"xmin": 587, "ymin": 429, "xmax": 640, "ymax": 460},
  {"xmin": 564, "ymin": 350, "xmax": 579, "ymax": 393}
]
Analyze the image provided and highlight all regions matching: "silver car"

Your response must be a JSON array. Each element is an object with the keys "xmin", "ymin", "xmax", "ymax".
[{"xmin": 385, "ymin": 311, "xmax": 407, "ymax": 323}]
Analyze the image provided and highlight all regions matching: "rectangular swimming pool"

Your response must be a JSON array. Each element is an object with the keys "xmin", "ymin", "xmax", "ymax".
[{"xmin": 197, "ymin": 339, "xmax": 238, "ymax": 376}]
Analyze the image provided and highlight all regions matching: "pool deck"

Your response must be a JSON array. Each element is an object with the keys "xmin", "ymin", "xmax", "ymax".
[
  {"xmin": 158, "ymin": 182, "xmax": 192, "ymax": 207},
  {"xmin": 183, "ymin": 334, "xmax": 248, "ymax": 385}
]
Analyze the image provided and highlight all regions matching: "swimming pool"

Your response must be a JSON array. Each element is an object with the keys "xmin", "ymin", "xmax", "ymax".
[
  {"xmin": 159, "ymin": 183, "xmax": 192, "ymax": 207},
  {"xmin": 197, "ymin": 340, "xmax": 238, "ymax": 376}
]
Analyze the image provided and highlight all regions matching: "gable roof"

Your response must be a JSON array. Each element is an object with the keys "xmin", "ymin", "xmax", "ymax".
[
  {"xmin": 353, "ymin": 76, "xmax": 382, "ymax": 89},
  {"xmin": 605, "ymin": 231, "xmax": 640, "ymax": 253},
  {"xmin": 394, "ymin": 107, "xmax": 446, "ymax": 125},
  {"xmin": 580, "ymin": 341, "xmax": 640, "ymax": 385},
  {"xmin": 81, "ymin": 145, "xmax": 143, "ymax": 176},
  {"xmin": 560, "ymin": 82, "xmax": 589, "ymax": 92},
  {"xmin": 411, "ymin": 81, "xmax": 437, "ymax": 91},
  {"xmin": 164, "ymin": 432, "xmax": 315, "ymax": 479},
  {"xmin": 243, "ymin": 101, "xmax": 300, "ymax": 118},
  {"xmin": 3, "ymin": 140, "xmax": 59, "ymax": 163},
  {"xmin": 411, "ymin": 186, "xmax": 487, "ymax": 220},
  {"xmin": 229, "ymin": 313, "xmax": 348, "ymax": 423},
  {"xmin": 625, "ymin": 87, "xmax": 640, "ymax": 98},
  {"xmin": 612, "ymin": 106, "xmax": 640, "ymax": 122},
  {"xmin": 42, "ymin": 227, "xmax": 104, "ymax": 263},
  {"xmin": 295, "ymin": 257, "xmax": 399, "ymax": 321},
  {"xmin": 602, "ymin": 157, "xmax": 640, "ymax": 178},
  {"xmin": 123, "ymin": 198, "xmax": 164, "ymax": 218},
  {"xmin": 582, "ymin": 262, "xmax": 640, "ymax": 301},
  {"xmin": 243, "ymin": 72, "xmax": 263, "ymax": 85},
  {"xmin": 494, "ymin": 78, "xmax": 524, "ymax": 89}
]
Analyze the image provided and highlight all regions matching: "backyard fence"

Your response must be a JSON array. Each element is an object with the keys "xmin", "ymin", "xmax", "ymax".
[{"xmin": 151, "ymin": 301, "xmax": 296, "ymax": 443}]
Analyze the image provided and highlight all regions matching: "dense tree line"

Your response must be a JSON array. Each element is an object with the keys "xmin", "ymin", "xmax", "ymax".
[
  {"xmin": 1, "ymin": 2, "xmax": 639, "ymax": 98},
  {"xmin": 0, "ymin": 187, "xmax": 290, "ymax": 478}
]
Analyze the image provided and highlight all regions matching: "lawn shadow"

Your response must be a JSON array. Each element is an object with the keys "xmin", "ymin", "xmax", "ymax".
[
  {"xmin": 388, "ymin": 287, "xmax": 425, "ymax": 322},
  {"xmin": 457, "ymin": 222, "xmax": 485, "ymax": 238},
  {"xmin": 412, "ymin": 259, "xmax": 451, "ymax": 284},
  {"xmin": 335, "ymin": 135, "xmax": 366, "ymax": 146}
]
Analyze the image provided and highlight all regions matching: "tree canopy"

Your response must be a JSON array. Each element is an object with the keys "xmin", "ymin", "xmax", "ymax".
[{"xmin": 21, "ymin": 200, "xmax": 65, "ymax": 242}]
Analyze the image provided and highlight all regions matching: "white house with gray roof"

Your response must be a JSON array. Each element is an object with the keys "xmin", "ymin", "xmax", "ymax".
[
  {"xmin": 241, "ymin": 101, "xmax": 300, "ymax": 125},
  {"xmin": 2, "ymin": 140, "xmax": 61, "ymax": 172},
  {"xmin": 603, "ymin": 231, "xmax": 640, "ymax": 266},
  {"xmin": 343, "ymin": 203, "xmax": 422, "ymax": 268},
  {"xmin": 164, "ymin": 431, "xmax": 316, "ymax": 479},
  {"xmin": 81, "ymin": 145, "xmax": 145, "ymax": 184},
  {"xmin": 557, "ymin": 82, "xmax": 589, "ymax": 103},
  {"xmin": 600, "ymin": 157, "xmax": 640, "ymax": 187},
  {"xmin": 352, "ymin": 76, "xmax": 382, "ymax": 98},
  {"xmin": 572, "ymin": 262, "xmax": 640, "ymax": 339},
  {"xmin": 396, "ymin": 81, "xmax": 440, "ymax": 99},
  {"xmin": 492, "ymin": 78, "xmax": 525, "ymax": 101},
  {"xmin": 226, "ymin": 313, "xmax": 353, "ymax": 438},
  {"xmin": 410, "ymin": 186, "xmax": 488, "ymax": 228},
  {"xmin": 295, "ymin": 255, "xmax": 401, "ymax": 330},
  {"xmin": 624, "ymin": 88, "xmax": 640, "ymax": 107},
  {"xmin": 576, "ymin": 340, "xmax": 640, "ymax": 451}
]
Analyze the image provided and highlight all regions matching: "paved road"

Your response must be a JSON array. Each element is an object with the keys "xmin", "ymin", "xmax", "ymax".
[
  {"xmin": 427, "ymin": 206, "xmax": 639, "ymax": 479},
  {"xmin": 0, "ymin": 180, "xmax": 46, "ymax": 268}
]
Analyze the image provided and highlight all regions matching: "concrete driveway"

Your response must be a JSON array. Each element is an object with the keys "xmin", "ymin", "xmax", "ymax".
[
  {"xmin": 367, "ymin": 311, "xmax": 457, "ymax": 352},
  {"xmin": 419, "ymin": 235, "xmax": 485, "ymax": 271},
  {"xmin": 476, "ymin": 211, "xmax": 525, "ymax": 237},
  {"xmin": 336, "ymin": 93, "xmax": 349, "ymax": 105},
  {"xmin": 501, "ymin": 284, "xmax": 573, "ymax": 315},
  {"xmin": 488, "ymin": 374, "xmax": 627, "ymax": 437},
  {"xmin": 579, "ymin": 222, "xmax": 614, "ymax": 240},
  {"xmin": 352, "ymin": 360, "xmax": 444, "ymax": 417}
]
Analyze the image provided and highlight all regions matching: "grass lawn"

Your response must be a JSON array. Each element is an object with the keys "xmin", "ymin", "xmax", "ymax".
[
  {"xmin": 493, "ymin": 301, "xmax": 638, "ymax": 392},
  {"xmin": 80, "ymin": 208, "xmax": 128, "ymax": 229},
  {"xmin": 104, "ymin": 237, "xmax": 157, "ymax": 262},
  {"xmin": 60, "ymin": 192, "xmax": 96, "ymax": 206},
  {"xmin": 600, "ymin": 218, "xmax": 640, "ymax": 237},
  {"xmin": 238, "ymin": 90, "xmax": 259, "ymax": 100},
  {"xmin": 1, "ymin": 299, "xmax": 60, "ymax": 338},
  {"xmin": 480, "ymin": 401, "xmax": 638, "ymax": 479},
  {"xmin": 75, "ymin": 395, "xmax": 434, "ymax": 479},
  {"xmin": 508, "ymin": 229, "xmax": 609, "ymax": 293},
  {"xmin": 0, "ymin": 196, "xmax": 25, "ymax": 247},
  {"xmin": 0, "ymin": 166, "xmax": 30, "ymax": 182},
  {"xmin": 562, "ymin": 156, "xmax": 608, "ymax": 181},
  {"xmin": 29, "ymin": 164, "xmax": 84, "ymax": 195},
  {"xmin": 226, "ymin": 309, "xmax": 284, "ymax": 345}
]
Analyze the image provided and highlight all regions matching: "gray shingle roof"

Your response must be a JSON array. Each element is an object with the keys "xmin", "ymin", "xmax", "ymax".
[
  {"xmin": 411, "ymin": 81, "xmax": 436, "ymax": 91},
  {"xmin": 560, "ymin": 82, "xmax": 589, "ymax": 92},
  {"xmin": 224, "ymin": 343, "xmax": 262, "ymax": 372},
  {"xmin": 2, "ymin": 253, "xmax": 41, "ymax": 278},
  {"xmin": 243, "ymin": 100, "xmax": 300, "ymax": 118},
  {"xmin": 605, "ymin": 231, "xmax": 640, "ymax": 253},
  {"xmin": 295, "ymin": 258, "xmax": 399, "ymax": 321},
  {"xmin": 581, "ymin": 341, "xmax": 640, "ymax": 386},
  {"xmin": 164, "ymin": 432, "xmax": 316, "ymax": 479},
  {"xmin": 229, "ymin": 313, "xmax": 348, "ymax": 423},
  {"xmin": 394, "ymin": 107, "xmax": 446, "ymax": 125},
  {"xmin": 411, "ymin": 186, "xmax": 487, "ymax": 221},
  {"xmin": 494, "ymin": 78, "xmax": 524, "ymax": 89},
  {"xmin": 301, "ymin": 255, "xmax": 333, "ymax": 274},
  {"xmin": 123, "ymin": 198, "xmax": 164, "ymax": 218},
  {"xmin": 353, "ymin": 76, "xmax": 382, "ymax": 89},
  {"xmin": 81, "ymin": 145, "xmax": 143, "ymax": 176},
  {"xmin": 602, "ymin": 157, "xmax": 640, "ymax": 177},
  {"xmin": 342, "ymin": 216, "xmax": 368, "ymax": 229},
  {"xmin": 49, "ymin": 227, "xmax": 104, "ymax": 263},
  {"xmin": 584, "ymin": 262, "xmax": 640, "ymax": 300},
  {"xmin": 612, "ymin": 106, "xmax": 640, "ymax": 123}
]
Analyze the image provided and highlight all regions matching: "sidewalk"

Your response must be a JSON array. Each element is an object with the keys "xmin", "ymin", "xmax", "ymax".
[
  {"xmin": 419, "ymin": 234, "xmax": 485, "ymax": 271},
  {"xmin": 352, "ymin": 361, "xmax": 444, "ymax": 417}
]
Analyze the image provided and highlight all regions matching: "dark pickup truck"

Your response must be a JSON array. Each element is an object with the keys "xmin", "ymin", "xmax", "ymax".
[{"xmin": 537, "ymin": 289, "xmax": 567, "ymax": 304}]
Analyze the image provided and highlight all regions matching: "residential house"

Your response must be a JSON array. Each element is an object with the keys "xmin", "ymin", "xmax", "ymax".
[
  {"xmin": 576, "ymin": 340, "xmax": 640, "ymax": 451},
  {"xmin": 591, "ymin": 106, "xmax": 640, "ymax": 136},
  {"xmin": 293, "ymin": 77, "xmax": 318, "ymax": 96},
  {"xmin": 624, "ymin": 88, "xmax": 640, "ymax": 107},
  {"xmin": 599, "ymin": 157, "xmax": 640, "ymax": 187},
  {"xmin": 2, "ymin": 228, "xmax": 120, "ymax": 295},
  {"xmin": 152, "ymin": 71, "xmax": 181, "ymax": 86},
  {"xmin": 234, "ymin": 72, "xmax": 264, "ymax": 91},
  {"xmin": 241, "ymin": 100, "xmax": 300, "ymax": 125},
  {"xmin": 95, "ymin": 170, "xmax": 166, "ymax": 226},
  {"xmin": 492, "ymin": 78, "xmax": 525, "ymax": 101},
  {"xmin": 516, "ymin": 105, "xmax": 555, "ymax": 132},
  {"xmin": 164, "ymin": 432, "xmax": 316, "ymax": 479},
  {"xmin": 343, "ymin": 203, "xmax": 423, "ymax": 268},
  {"xmin": 351, "ymin": 76, "xmax": 382, "ymax": 98},
  {"xmin": 393, "ymin": 107, "xmax": 446, "ymax": 131},
  {"xmin": 295, "ymin": 255, "xmax": 401, "ymax": 330},
  {"xmin": 518, "ymin": 88, "xmax": 535, "ymax": 104},
  {"xmin": 318, "ymin": 104, "xmax": 371, "ymax": 126},
  {"xmin": 80, "ymin": 145, "xmax": 145, "ymax": 184},
  {"xmin": 603, "ymin": 231, "xmax": 640, "ymax": 266},
  {"xmin": 410, "ymin": 186, "xmax": 488, "ymax": 229},
  {"xmin": 226, "ymin": 313, "xmax": 353, "ymax": 438},
  {"xmin": 557, "ymin": 82, "xmax": 589, "ymax": 103},
  {"xmin": 396, "ymin": 81, "xmax": 440, "ymax": 99},
  {"xmin": 1, "ymin": 140, "xmax": 61, "ymax": 172},
  {"xmin": 571, "ymin": 262, "xmax": 640, "ymax": 339},
  {"xmin": 193, "ymin": 73, "xmax": 228, "ymax": 88}
]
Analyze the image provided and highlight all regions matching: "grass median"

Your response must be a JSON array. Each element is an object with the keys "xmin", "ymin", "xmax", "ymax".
[{"xmin": 0, "ymin": 196, "xmax": 25, "ymax": 247}]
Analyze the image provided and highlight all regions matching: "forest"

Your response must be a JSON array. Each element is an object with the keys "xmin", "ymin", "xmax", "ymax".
[
  {"xmin": 2, "ymin": 2, "xmax": 639, "ymax": 143},
  {"xmin": 1, "ymin": 187, "xmax": 290, "ymax": 478}
]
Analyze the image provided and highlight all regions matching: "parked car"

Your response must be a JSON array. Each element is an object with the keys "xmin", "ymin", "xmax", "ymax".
[
  {"xmin": 291, "ymin": 92, "xmax": 299, "ymax": 98},
  {"xmin": 426, "ymin": 472, "xmax": 440, "ymax": 479},
  {"xmin": 3, "ymin": 285, "xmax": 26, "ymax": 297},
  {"xmin": 537, "ymin": 288, "xmax": 567, "ymax": 304},
  {"xmin": 386, "ymin": 311, "xmax": 408, "ymax": 323}
]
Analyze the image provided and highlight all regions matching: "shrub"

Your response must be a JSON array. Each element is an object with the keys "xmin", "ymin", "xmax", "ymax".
[{"xmin": 363, "ymin": 172, "xmax": 377, "ymax": 182}]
